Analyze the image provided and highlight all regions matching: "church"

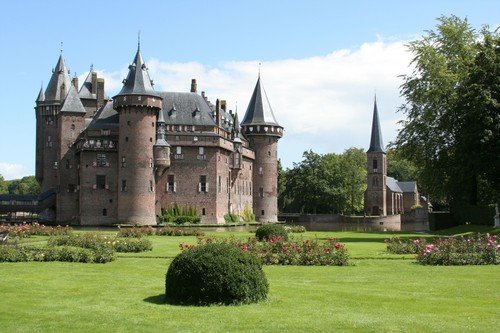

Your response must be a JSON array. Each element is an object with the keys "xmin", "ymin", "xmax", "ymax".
[{"xmin": 34, "ymin": 44, "xmax": 283, "ymax": 225}]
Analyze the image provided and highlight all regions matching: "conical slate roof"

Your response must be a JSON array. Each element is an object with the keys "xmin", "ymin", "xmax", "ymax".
[
  {"xmin": 367, "ymin": 97, "xmax": 385, "ymax": 153},
  {"xmin": 36, "ymin": 85, "xmax": 45, "ymax": 102},
  {"xmin": 115, "ymin": 47, "xmax": 159, "ymax": 98},
  {"xmin": 60, "ymin": 84, "xmax": 86, "ymax": 114},
  {"xmin": 241, "ymin": 76, "xmax": 280, "ymax": 126},
  {"xmin": 45, "ymin": 54, "xmax": 71, "ymax": 102},
  {"xmin": 79, "ymin": 67, "xmax": 96, "ymax": 99}
]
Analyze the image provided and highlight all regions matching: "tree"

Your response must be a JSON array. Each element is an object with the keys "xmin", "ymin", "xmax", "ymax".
[
  {"xmin": 7, "ymin": 176, "xmax": 40, "ymax": 195},
  {"xmin": 0, "ymin": 174, "xmax": 8, "ymax": 194},
  {"xmin": 394, "ymin": 15, "xmax": 499, "ymax": 205},
  {"xmin": 386, "ymin": 149, "xmax": 419, "ymax": 182},
  {"xmin": 339, "ymin": 148, "xmax": 366, "ymax": 214}
]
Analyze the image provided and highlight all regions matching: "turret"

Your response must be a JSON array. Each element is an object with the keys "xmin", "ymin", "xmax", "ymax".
[
  {"xmin": 153, "ymin": 109, "xmax": 170, "ymax": 177},
  {"xmin": 364, "ymin": 96, "xmax": 387, "ymax": 216},
  {"xmin": 241, "ymin": 75, "xmax": 284, "ymax": 222},
  {"xmin": 36, "ymin": 53, "xmax": 71, "ymax": 193},
  {"xmin": 113, "ymin": 43, "xmax": 162, "ymax": 225}
]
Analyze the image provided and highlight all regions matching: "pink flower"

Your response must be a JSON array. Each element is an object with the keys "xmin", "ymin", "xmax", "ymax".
[{"xmin": 241, "ymin": 244, "xmax": 248, "ymax": 251}]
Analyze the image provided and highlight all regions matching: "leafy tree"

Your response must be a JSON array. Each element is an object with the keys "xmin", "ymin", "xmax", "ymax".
[
  {"xmin": 394, "ymin": 15, "xmax": 499, "ymax": 205},
  {"xmin": 339, "ymin": 148, "xmax": 367, "ymax": 214},
  {"xmin": 0, "ymin": 174, "xmax": 8, "ymax": 194},
  {"xmin": 386, "ymin": 149, "xmax": 419, "ymax": 182},
  {"xmin": 7, "ymin": 176, "xmax": 40, "ymax": 195}
]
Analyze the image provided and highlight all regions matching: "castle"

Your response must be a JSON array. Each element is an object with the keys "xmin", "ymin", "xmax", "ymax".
[{"xmin": 35, "ymin": 45, "xmax": 283, "ymax": 225}]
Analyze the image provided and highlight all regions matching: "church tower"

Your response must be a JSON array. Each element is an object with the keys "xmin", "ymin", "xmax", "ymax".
[
  {"xmin": 113, "ymin": 44, "xmax": 163, "ymax": 225},
  {"xmin": 241, "ymin": 75, "xmax": 283, "ymax": 222},
  {"xmin": 364, "ymin": 97, "xmax": 387, "ymax": 216}
]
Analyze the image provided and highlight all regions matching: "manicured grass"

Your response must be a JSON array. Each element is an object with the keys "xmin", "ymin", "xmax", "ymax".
[{"xmin": 0, "ymin": 229, "xmax": 499, "ymax": 332}]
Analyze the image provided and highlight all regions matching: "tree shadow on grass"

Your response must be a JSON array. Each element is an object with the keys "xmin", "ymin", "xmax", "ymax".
[{"xmin": 143, "ymin": 294, "xmax": 167, "ymax": 305}]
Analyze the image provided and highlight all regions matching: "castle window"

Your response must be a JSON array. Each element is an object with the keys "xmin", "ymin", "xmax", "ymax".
[
  {"xmin": 152, "ymin": 122, "xmax": 155, "ymax": 127},
  {"xmin": 167, "ymin": 175, "xmax": 176, "ymax": 192},
  {"xmin": 70, "ymin": 124, "xmax": 76, "ymax": 131},
  {"xmin": 226, "ymin": 177, "xmax": 230, "ymax": 194},
  {"xmin": 149, "ymin": 158, "xmax": 153, "ymax": 168},
  {"xmin": 268, "ymin": 151, "xmax": 271, "ymax": 156},
  {"xmin": 125, "ymin": 137, "xmax": 129, "ymax": 142},
  {"xmin": 149, "ymin": 180, "xmax": 154, "ymax": 192},
  {"xmin": 202, "ymin": 208, "xmax": 206, "ymax": 216},
  {"xmin": 96, "ymin": 154, "xmax": 107, "ymax": 167},
  {"xmin": 66, "ymin": 159, "xmax": 71, "ymax": 169},
  {"xmin": 127, "ymin": 121, "xmax": 131, "ymax": 126},
  {"xmin": 197, "ymin": 147, "xmax": 206, "ymax": 160},
  {"xmin": 67, "ymin": 184, "xmax": 76, "ymax": 193},
  {"xmin": 261, "ymin": 210, "xmax": 265, "ymax": 216},
  {"xmin": 121, "ymin": 180, "xmax": 127, "ymax": 192},
  {"xmin": 199, "ymin": 175, "xmax": 208, "ymax": 193},
  {"xmin": 121, "ymin": 157, "xmax": 126, "ymax": 168},
  {"xmin": 150, "ymin": 137, "xmax": 153, "ymax": 142},
  {"xmin": 259, "ymin": 187, "xmax": 264, "ymax": 198},
  {"xmin": 102, "ymin": 208, "xmax": 107, "ymax": 216},
  {"xmin": 96, "ymin": 175, "xmax": 106, "ymax": 189},
  {"xmin": 218, "ymin": 176, "xmax": 221, "ymax": 193},
  {"xmin": 258, "ymin": 166, "xmax": 263, "ymax": 175},
  {"xmin": 174, "ymin": 125, "xmax": 180, "ymax": 132}
]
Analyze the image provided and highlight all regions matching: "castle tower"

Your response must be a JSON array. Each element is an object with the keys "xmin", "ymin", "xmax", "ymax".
[
  {"xmin": 364, "ymin": 97, "xmax": 387, "ymax": 216},
  {"xmin": 153, "ymin": 108, "xmax": 170, "ymax": 178},
  {"xmin": 56, "ymin": 84, "xmax": 86, "ymax": 221},
  {"xmin": 241, "ymin": 75, "xmax": 283, "ymax": 222},
  {"xmin": 35, "ymin": 54, "xmax": 71, "ymax": 193},
  {"xmin": 113, "ymin": 44, "xmax": 163, "ymax": 225}
]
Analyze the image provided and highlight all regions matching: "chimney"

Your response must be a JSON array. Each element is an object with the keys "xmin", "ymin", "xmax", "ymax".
[
  {"xmin": 201, "ymin": 91, "xmax": 207, "ymax": 101},
  {"xmin": 215, "ymin": 99, "xmax": 221, "ymax": 126},
  {"xmin": 91, "ymin": 72, "xmax": 98, "ymax": 95},
  {"xmin": 72, "ymin": 76, "xmax": 79, "ymax": 90},
  {"xmin": 220, "ymin": 100, "xmax": 227, "ymax": 112},
  {"xmin": 97, "ymin": 78, "xmax": 105, "ymax": 108},
  {"xmin": 190, "ymin": 79, "xmax": 197, "ymax": 93}
]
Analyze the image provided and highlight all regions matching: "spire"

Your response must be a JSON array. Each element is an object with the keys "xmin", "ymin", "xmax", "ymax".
[
  {"xmin": 154, "ymin": 110, "xmax": 169, "ymax": 147},
  {"xmin": 79, "ymin": 65, "xmax": 95, "ymax": 98},
  {"xmin": 60, "ymin": 84, "xmax": 86, "ymax": 114},
  {"xmin": 115, "ymin": 46, "xmax": 159, "ymax": 97},
  {"xmin": 232, "ymin": 111, "xmax": 241, "ymax": 140},
  {"xmin": 367, "ymin": 96, "xmax": 385, "ymax": 153},
  {"xmin": 36, "ymin": 84, "xmax": 45, "ymax": 102},
  {"xmin": 45, "ymin": 54, "xmax": 71, "ymax": 102},
  {"xmin": 241, "ymin": 76, "xmax": 280, "ymax": 126}
]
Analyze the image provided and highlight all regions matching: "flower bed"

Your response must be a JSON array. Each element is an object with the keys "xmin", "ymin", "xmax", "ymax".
[
  {"xmin": 49, "ymin": 233, "xmax": 152, "ymax": 253},
  {"xmin": 416, "ymin": 233, "xmax": 499, "ymax": 265},
  {"xmin": 0, "ymin": 245, "xmax": 115, "ymax": 263},
  {"xmin": 180, "ymin": 236, "xmax": 350, "ymax": 266},
  {"xmin": 0, "ymin": 222, "xmax": 73, "ymax": 238},
  {"xmin": 385, "ymin": 237, "xmax": 427, "ymax": 254}
]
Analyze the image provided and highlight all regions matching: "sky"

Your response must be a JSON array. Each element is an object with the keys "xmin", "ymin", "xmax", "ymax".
[{"xmin": 0, "ymin": 0, "xmax": 498, "ymax": 179}]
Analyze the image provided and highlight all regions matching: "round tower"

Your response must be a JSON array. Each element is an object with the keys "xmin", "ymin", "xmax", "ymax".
[
  {"xmin": 241, "ymin": 76, "xmax": 284, "ymax": 222},
  {"xmin": 113, "ymin": 45, "xmax": 162, "ymax": 225}
]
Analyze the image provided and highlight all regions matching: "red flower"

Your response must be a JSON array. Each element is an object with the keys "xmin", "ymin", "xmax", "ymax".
[
  {"xmin": 241, "ymin": 244, "xmax": 248, "ymax": 251},
  {"xmin": 334, "ymin": 243, "xmax": 342, "ymax": 250}
]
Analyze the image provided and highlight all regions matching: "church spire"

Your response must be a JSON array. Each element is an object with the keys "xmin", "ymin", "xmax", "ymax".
[{"xmin": 367, "ymin": 95, "xmax": 385, "ymax": 153}]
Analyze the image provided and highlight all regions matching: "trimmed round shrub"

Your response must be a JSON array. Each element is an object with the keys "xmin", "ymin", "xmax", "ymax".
[
  {"xmin": 255, "ymin": 224, "xmax": 288, "ymax": 241},
  {"xmin": 165, "ymin": 243, "xmax": 268, "ymax": 305}
]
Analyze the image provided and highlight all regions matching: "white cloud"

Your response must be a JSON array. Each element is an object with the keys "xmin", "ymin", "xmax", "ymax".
[
  {"xmin": 0, "ymin": 163, "xmax": 29, "ymax": 180},
  {"xmin": 143, "ymin": 39, "xmax": 412, "ymax": 168}
]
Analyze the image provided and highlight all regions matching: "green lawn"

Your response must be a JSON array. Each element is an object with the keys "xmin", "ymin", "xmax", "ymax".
[{"xmin": 0, "ymin": 229, "xmax": 499, "ymax": 332}]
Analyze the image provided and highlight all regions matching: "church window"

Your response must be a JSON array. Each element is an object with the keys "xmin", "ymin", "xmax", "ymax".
[
  {"xmin": 373, "ymin": 159, "xmax": 378, "ymax": 171},
  {"xmin": 199, "ymin": 175, "xmax": 208, "ymax": 192},
  {"xmin": 96, "ymin": 175, "xmax": 106, "ymax": 189},
  {"xmin": 372, "ymin": 176, "xmax": 378, "ymax": 187},
  {"xmin": 121, "ymin": 180, "xmax": 127, "ymax": 192}
]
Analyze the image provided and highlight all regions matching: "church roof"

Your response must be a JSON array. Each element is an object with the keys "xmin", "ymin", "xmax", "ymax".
[
  {"xmin": 115, "ymin": 47, "xmax": 159, "ymax": 98},
  {"xmin": 159, "ymin": 92, "xmax": 217, "ymax": 127},
  {"xmin": 397, "ymin": 181, "xmax": 417, "ymax": 193},
  {"xmin": 241, "ymin": 76, "xmax": 280, "ymax": 127},
  {"xmin": 367, "ymin": 97, "xmax": 385, "ymax": 153},
  {"xmin": 45, "ymin": 54, "xmax": 71, "ymax": 102},
  {"xmin": 60, "ymin": 84, "xmax": 86, "ymax": 114},
  {"xmin": 79, "ymin": 67, "xmax": 96, "ymax": 99},
  {"xmin": 386, "ymin": 177, "xmax": 402, "ymax": 193}
]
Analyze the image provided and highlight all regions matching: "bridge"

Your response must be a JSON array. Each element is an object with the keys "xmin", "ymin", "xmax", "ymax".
[{"xmin": 0, "ymin": 188, "xmax": 56, "ymax": 221}]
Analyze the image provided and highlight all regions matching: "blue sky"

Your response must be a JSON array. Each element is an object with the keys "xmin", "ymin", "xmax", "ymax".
[{"xmin": 0, "ymin": 0, "xmax": 498, "ymax": 179}]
